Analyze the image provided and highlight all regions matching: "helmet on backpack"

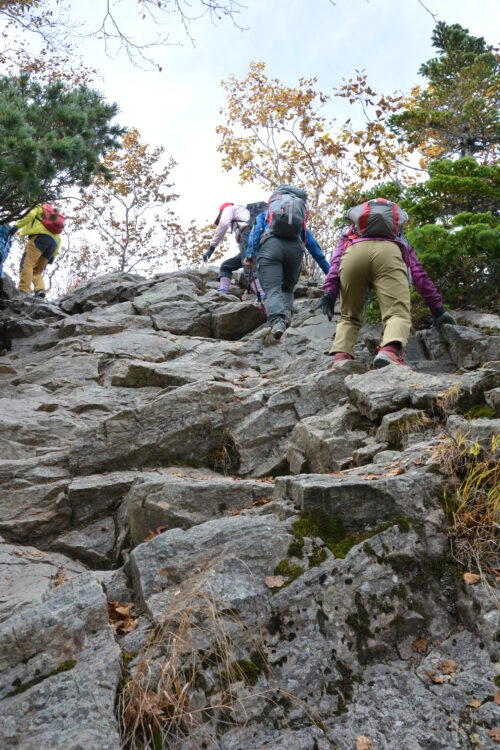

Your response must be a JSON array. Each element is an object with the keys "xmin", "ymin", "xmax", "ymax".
[{"xmin": 214, "ymin": 202, "xmax": 233, "ymax": 226}]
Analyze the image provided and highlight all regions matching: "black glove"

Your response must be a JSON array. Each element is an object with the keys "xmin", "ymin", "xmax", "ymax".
[
  {"xmin": 432, "ymin": 307, "xmax": 457, "ymax": 328},
  {"xmin": 202, "ymin": 245, "xmax": 215, "ymax": 262},
  {"xmin": 317, "ymin": 292, "xmax": 336, "ymax": 321},
  {"xmin": 8, "ymin": 226, "xmax": 17, "ymax": 237}
]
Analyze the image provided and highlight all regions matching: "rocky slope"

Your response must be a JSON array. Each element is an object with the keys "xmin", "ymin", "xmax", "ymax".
[{"xmin": 0, "ymin": 268, "xmax": 498, "ymax": 750}]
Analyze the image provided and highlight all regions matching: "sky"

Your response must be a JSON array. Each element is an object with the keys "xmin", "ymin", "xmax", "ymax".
[{"xmin": 71, "ymin": 0, "xmax": 499, "ymax": 240}]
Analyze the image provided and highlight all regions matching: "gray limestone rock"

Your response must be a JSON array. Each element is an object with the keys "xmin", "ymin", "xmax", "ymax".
[
  {"xmin": 59, "ymin": 271, "xmax": 146, "ymax": 313},
  {"xmin": 485, "ymin": 386, "xmax": 500, "ymax": 416},
  {"xmin": 345, "ymin": 366, "xmax": 499, "ymax": 420},
  {"xmin": 126, "ymin": 468, "xmax": 274, "ymax": 545},
  {"xmin": 128, "ymin": 514, "xmax": 292, "ymax": 620},
  {"xmin": 447, "ymin": 414, "xmax": 500, "ymax": 451},
  {"xmin": 0, "ymin": 572, "xmax": 121, "ymax": 749},
  {"xmin": 51, "ymin": 515, "xmax": 116, "ymax": 567},
  {"xmin": 287, "ymin": 403, "xmax": 369, "ymax": 474},
  {"xmin": 0, "ymin": 541, "xmax": 86, "ymax": 622},
  {"xmin": 211, "ymin": 300, "xmax": 265, "ymax": 340}
]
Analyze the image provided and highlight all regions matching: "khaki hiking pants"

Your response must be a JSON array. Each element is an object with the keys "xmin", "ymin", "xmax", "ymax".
[
  {"xmin": 331, "ymin": 240, "xmax": 411, "ymax": 356},
  {"xmin": 19, "ymin": 237, "xmax": 49, "ymax": 293}
]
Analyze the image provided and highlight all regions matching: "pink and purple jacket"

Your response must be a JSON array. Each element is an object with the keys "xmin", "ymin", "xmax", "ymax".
[{"xmin": 323, "ymin": 231, "xmax": 443, "ymax": 312}]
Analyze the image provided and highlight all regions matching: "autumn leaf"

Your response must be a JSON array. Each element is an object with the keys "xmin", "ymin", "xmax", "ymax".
[
  {"xmin": 463, "ymin": 572, "xmax": 481, "ymax": 585},
  {"xmin": 425, "ymin": 669, "xmax": 446, "ymax": 684},
  {"xmin": 439, "ymin": 659, "xmax": 457, "ymax": 675},
  {"xmin": 53, "ymin": 566, "xmax": 70, "ymax": 587},
  {"xmin": 412, "ymin": 636, "xmax": 428, "ymax": 653},
  {"xmin": 495, "ymin": 691, "xmax": 500, "ymax": 705},
  {"xmin": 144, "ymin": 525, "xmax": 167, "ymax": 542},
  {"xmin": 469, "ymin": 698, "xmax": 481, "ymax": 709},
  {"xmin": 489, "ymin": 728, "xmax": 500, "ymax": 744},
  {"xmin": 356, "ymin": 736, "xmax": 374, "ymax": 750},
  {"xmin": 108, "ymin": 601, "xmax": 138, "ymax": 635},
  {"xmin": 265, "ymin": 575, "xmax": 285, "ymax": 589}
]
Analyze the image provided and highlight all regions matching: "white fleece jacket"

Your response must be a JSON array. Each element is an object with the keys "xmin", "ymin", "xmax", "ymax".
[{"xmin": 210, "ymin": 205, "xmax": 251, "ymax": 248}]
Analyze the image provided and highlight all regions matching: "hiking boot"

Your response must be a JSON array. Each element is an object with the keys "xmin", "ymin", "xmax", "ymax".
[
  {"xmin": 34, "ymin": 290, "xmax": 46, "ymax": 298},
  {"xmin": 328, "ymin": 352, "xmax": 354, "ymax": 369},
  {"xmin": 271, "ymin": 319, "xmax": 286, "ymax": 340},
  {"xmin": 373, "ymin": 345, "xmax": 408, "ymax": 368}
]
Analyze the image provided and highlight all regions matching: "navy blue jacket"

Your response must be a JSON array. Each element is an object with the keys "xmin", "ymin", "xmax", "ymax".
[{"xmin": 247, "ymin": 213, "xmax": 330, "ymax": 275}]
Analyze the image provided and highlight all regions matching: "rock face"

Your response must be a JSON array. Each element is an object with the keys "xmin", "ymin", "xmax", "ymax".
[{"xmin": 1, "ymin": 271, "xmax": 499, "ymax": 750}]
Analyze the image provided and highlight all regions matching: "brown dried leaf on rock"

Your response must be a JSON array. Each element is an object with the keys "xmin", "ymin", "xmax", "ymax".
[
  {"xmin": 144, "ymin": 525, "xmax": 167, "ymax": 542},
  {"xmin": 424, "ymin": 668, "xmax": 446, "ymax": 684},
  {"xmin": 356, "ymin": 736, "xmax": 374, "ymax": 750},
  {"xmin": 469, "ymin": 698, "xmax": 481, "ymax": 709},
  {"xmin": 494, "ymin": 691, "xmax": 500, "ymax": 705},
  {"xmin": 439, "ymin": 658, "xmax": 457, "ymax": 675},
  {"xmin": 489, "ymin": 728, "xmax": 500, "ymax": 743},
  {"xmin": 54, "ymin": 566, "xmax": 69, "ymax": 587},
  {"xmin": 265, "ymin": 575, "xmax": 285, "ymax": 589},
  {"xmin": 412, "ymin": 636, "xmax": 428, "ymax": 653},
  {"xmin": 108, "ymin": 600, "xmax": 138, "ymax": 634},
  {"xmin": 463, "ymin": 572, "xmax": 481, "ymax": 585}
]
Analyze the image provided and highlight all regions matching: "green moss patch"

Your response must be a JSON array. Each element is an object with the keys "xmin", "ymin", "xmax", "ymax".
[
  {"xmin": 465, "ymin": 405, "xmax": 496, "ymax": 420},
  {"xmin": 292, "ymin": 509, "xmax": 410, "ymax": 560},
  {"xmin": 274, "ymin": 559, "xmax": 305, "ymax": 585},
  {"xmin": 5, "ymin": 659, "xmax": 77, "ymax": 698}
]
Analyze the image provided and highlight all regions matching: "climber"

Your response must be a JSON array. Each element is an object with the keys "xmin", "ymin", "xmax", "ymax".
[
  {"xmin": 245, "ymin": 185, "xmax": 330, "ymax": 340},
  {"xmin": 318, "ymin": 197, "xmax": 457, "ymax": 367},
  {"xmin": 203, "ymin": 201, "xmax": 265, "ymax": 299},
  {"xmin": 17, "ymin": 203, "xmax": 64, "ymax": 298}
]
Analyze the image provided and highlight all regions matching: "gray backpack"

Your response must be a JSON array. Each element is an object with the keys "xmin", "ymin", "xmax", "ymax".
[
  {"xmin": 266, "ymin": 185, "xmax": 308, "ymax": 240},
  {"xmin": 347, "ymin": 199, "xmax": 408, "ymax": 239}
]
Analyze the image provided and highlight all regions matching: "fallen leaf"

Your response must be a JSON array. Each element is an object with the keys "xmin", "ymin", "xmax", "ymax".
[
  {"xmin": 54, "ymin": 566, "xmax": 68, "ymax": 587},
  {"xmin": 495, "ymin": 691, "xmax": 500, "ymax": 705},
  {"xmin": 265, "ymin": 575, "xmax": 285, "ymax": 589},
  {"xmin": 490, "ymin": 728, "xmax": 500, "ymax": 743},
  {"xmin": 463, "ymin": 572, "xmax": 481, "ymax": 585},
  {"xmin": 425, "ymin": 669, "xmax": 446, "ymax": 684},
  {"xmin": 356, "ymin": 736, "xmax": 374, "ymax": 750},
  {"xmin": 469, "ymin": 698, "xmax": 481, "ymax": 709},
  {"xmin": 159, "ymin": 568, "xmax": 167, "ymax": 577},
  {"xmin": 144, "ymin": 525, "xmax": 167, "ymax": 542},
  {"xmin": 412, "ymin": 636, "xmax": 428, "ymax": 653},
  {"xmin": 439, "ymin": 658, "xmax": 457, "ymax": 675},
  {"xmin": 108, "ymin": 600, "xmax": 138, "ymax": 635}
]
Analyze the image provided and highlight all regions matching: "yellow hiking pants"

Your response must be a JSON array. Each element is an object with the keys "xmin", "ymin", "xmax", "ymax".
[
  {"xmin": 331, "ymin": 240, "xmax": 411, "ymax": 356},
  {"xmin": 19, "ymin": 238, "xmax": 48, "ymax": 293}
]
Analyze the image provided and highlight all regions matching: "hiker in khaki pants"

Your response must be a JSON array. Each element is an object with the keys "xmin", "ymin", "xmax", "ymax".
[
  {"xmin": 19, "ymin": 237, "xmax": 51, "ymax": 296},
  {"xmin": 318, "ymin": 198, "xmax": 456, "ymax": 367},
  {"xmin": 17, "ymin": 204, "xmax": 63, "ymax": 298},
  {"xmin": 334, "ymin": 239, "xmax": 411, "ymax": 358}
]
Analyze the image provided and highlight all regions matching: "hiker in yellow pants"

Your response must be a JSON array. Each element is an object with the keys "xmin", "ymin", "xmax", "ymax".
[{"xmin": 17, "ymin": 205, "xmax": 63, "ymax": 298}]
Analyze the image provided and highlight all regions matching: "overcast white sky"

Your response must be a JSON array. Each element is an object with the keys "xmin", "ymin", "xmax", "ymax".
[{"xmin": 69, "ymin": 0, "xmax": 497, "ymax": 236}]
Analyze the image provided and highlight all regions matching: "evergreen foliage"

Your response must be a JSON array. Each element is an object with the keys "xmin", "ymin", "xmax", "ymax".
[
  {"xmin": 390, "ymin": 22, "xmax": 500, "ymax": 162},
  {"xmin": 405, "ymin": 159, "xmax": 500, "ymax": 310},
  {"xmin": 0, "ymin": 74, "xmax": 124, "ymax": 223}
]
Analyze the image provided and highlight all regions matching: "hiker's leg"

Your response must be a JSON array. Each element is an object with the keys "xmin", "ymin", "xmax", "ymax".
[
  {"xmin": 370, "ymin": 241, "xmax": 411, "ymax": 349},
  {"xmin": 219, "ymin": 254, "xmax": 241, "ymax": 291},
  {"xmin": 256, "ymin": 238, "xmax": 286, "ymax": 326},
  {"xmin": 281, "ymin": 240, "xmax": 303, "ymax": 324},
  {"xmin": 32, "ymin": 255, "xmax": 49, "ymax": 294},
  {"xmin": 330, "ymin": 241, "xmax": 370, "ymax": 356},
  {"xmin": 238, "ymin": 228, "xmax": 251, "ymax": 281},
  {"xmin": 19, "ymin": 238, "xmax": 41, "ymax": 293}
]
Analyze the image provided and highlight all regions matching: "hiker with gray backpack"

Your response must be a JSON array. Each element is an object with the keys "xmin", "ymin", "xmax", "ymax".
[
  {"xmin": 203, "ymin": 201, "xmax": 266, "ymax": 299},
  {"xmin": 245, "ymin": 185, "xmax": 330, "ymax": 340},
  {"xmin": 318, "ymin": 197, "xmax": 456, "ymax": 367}
]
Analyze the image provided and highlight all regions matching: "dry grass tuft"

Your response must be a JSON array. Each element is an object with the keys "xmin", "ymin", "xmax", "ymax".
[
  {"xmin": 118, "ymin": 561, "xmax": 275, "ymax": 750},
  {"xmin": 439, "ymin": 431, "xmax": 499, "ymax": 578}
]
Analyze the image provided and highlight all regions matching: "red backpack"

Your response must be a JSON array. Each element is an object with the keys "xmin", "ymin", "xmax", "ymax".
[{"xmin": 40, "ymin": 203, "xmax": 65, "ymax": 234}]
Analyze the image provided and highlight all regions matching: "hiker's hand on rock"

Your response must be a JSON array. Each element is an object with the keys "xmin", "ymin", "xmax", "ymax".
[
  {"xmin": 433, "ymin": 308, "xmax": 457, "ymax": 328},
  {"xmin": 202, "ymin": 246, "xmax": 215, "ymax": 262},
  {"xmin": 317, "ymin": 292, "xmax": 336, "ymax": 321},
  {"xmin": 244, "ymin": 257, "xmax": 254, "ymax": 268}
]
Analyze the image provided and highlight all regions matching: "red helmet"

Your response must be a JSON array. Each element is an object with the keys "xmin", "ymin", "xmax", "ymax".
[{"xmin": 214, "ymin": 202, "xmax": 233, "ymax": 226}]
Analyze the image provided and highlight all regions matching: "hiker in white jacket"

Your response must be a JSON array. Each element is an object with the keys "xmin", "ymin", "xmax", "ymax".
[{"xmin": 203, "ymin": 202, "xmax": 264, "ymax": 298}]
